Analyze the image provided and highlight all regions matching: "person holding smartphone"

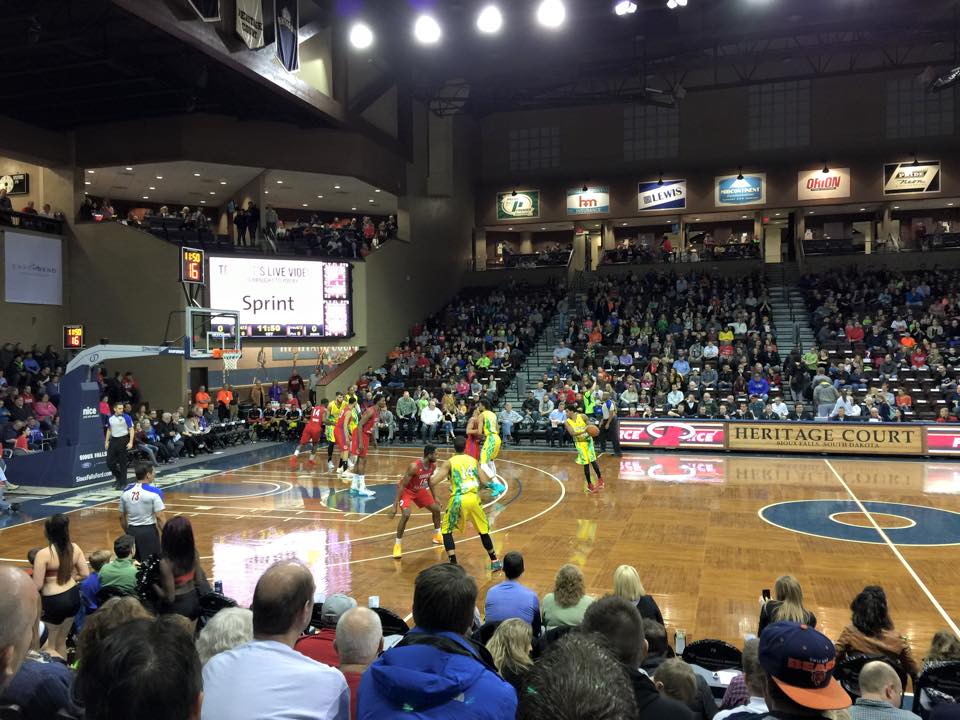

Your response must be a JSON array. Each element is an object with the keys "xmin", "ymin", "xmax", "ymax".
[{"xmin": 758, "ymin": 575, "xmax": 817, "ymax": 636}]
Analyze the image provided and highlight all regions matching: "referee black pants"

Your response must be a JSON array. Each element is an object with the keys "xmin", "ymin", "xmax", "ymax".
[{"xmin": 107, "ymin": 436, "xmax": 129, "ymax": 489}]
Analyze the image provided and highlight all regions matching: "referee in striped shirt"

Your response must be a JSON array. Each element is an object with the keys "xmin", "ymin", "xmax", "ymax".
[{"xmin": 105, "ymin": 401, "xmax": 135, "ymax": 490}]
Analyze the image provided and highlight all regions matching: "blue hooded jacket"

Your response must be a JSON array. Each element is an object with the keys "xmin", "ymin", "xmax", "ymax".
[{"xmin": 357, "ymin": 628, "xmax": 517, "ymax": 719}]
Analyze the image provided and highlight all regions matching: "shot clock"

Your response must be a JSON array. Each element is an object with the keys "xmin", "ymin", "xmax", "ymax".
[
  {"xmin": 180, "ymin": 247, "xmax": 205, "ymax": 285},
  {"xmin": 63, "ymin": 324, "xmax": 85, "ymax": 350}
]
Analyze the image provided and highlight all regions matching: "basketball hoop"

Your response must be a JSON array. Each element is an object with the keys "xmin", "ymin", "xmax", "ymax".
[{"xmin": 221, "ymin": 350, "xmax": 243, "ymax": 378}]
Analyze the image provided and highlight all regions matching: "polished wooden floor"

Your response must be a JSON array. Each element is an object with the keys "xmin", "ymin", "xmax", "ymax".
[{"xmin": 3, "ymin": 447, "xmax": 960, "ymax": 656}]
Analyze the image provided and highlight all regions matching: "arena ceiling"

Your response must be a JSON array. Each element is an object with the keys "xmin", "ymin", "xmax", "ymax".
[{"xmin": 0, "ymin": 0, "xmax": 957, "ymax": 129}]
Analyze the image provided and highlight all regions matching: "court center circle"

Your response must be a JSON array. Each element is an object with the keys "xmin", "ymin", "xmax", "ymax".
[{"xmin": 828, "ymin": 512, "xmax": 917, "ymax": 530}]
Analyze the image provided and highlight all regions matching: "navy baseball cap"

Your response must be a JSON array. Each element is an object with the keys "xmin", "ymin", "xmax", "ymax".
[{"xmin": 759, "ymin": 622, "xmax": 850, "ymax": 711}]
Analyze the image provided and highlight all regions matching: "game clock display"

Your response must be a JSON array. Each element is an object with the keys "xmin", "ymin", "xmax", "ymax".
[
  {"xmin": 209, "ymin": 257, "xmax": 353, "ymax": 339},
  {"xmin": 63, "ymin": 324, "xmax": 84, "ymax": 349}
]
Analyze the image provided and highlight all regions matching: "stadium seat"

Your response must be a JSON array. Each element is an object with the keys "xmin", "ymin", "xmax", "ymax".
[
  {"xmin": 372, "ymin": 607, "xmax": 411, "ymax": 637},
  {"xmin": 835, "ymin": 653, "xmax": 909, "ymax": 699},
  {"xmin": 681, "ymin": 639, "xmax": 743, "ymax": 671},
  {"xmin": 913, "ymin": 661, "xmax": 960, "ymax": 718}
]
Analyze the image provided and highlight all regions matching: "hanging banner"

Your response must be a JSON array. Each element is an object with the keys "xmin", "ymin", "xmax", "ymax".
[
  {"xmin": 4, "ymin": 231, "xmax": 63, "ymax": 305},
  {"xmin": 884, "ymin": 161, "xmax": 941, "ymax": 195},
  {"xmin": 236, "ymin": 0, "xmax": 265, "ymax": 49},
  {"xmin": 274, "ymin": 0, "xmax": 299, "ymax": 72},
  {"xmin": 715, "ymin": 173, "xmax": 766, "ymax": 206},
  {"xmin": 186, "ymin": 0, "xmax": 220, "ymax": 21},
  {"xmin": 497, "ymin": 190, "xmax": 540, "ymax": 220},
  {"xmin": 566, "ymin": 186, "xmax": 609, "ymax": 216},
  {"xmin": 798, "ymin": 168, "xmax": 851, "ymax": 201},
  {"xmin": 638, "ymin": 179, "xmax": 687, "ymax": 211}
]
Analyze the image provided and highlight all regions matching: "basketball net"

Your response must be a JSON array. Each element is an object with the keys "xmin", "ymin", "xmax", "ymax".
[{"xmin": 222, "ymin": 350, "xmax": 242, "ymax": 383}]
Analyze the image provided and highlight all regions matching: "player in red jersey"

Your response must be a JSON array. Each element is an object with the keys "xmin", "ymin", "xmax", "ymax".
[
  {"xmin": 464, "ymin": 406, "xmax": 482, "ymax": 460},
  {"xmin": 290, "ymin": 398, "xmax": 328, "ymax": 469},
  {"xmin": 390, "ymin": 445, "xmax": 443, "ymax": 558},
  {"xmin": 348, "ymin": 395, "xmax": 385, "ymax": 497}
]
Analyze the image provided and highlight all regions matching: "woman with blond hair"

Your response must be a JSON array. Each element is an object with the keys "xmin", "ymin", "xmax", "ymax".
[
  {"xmin": 924, "ymin": 629, "xmax": 960, "ymax": 670},
  {"xmin": 758, "ymin": 575, "xmax": 817, "ymax": 635},
  {"xmin": 487, "ymin": 618, "xmax": 533, "ymax": 693},
  {"xmin": 541, "ymin": 564, "xmax": 594, "ymax": 630},
  {"xmin": 613, "ymin": 564, "xmax": 664, "ymax": 625}
]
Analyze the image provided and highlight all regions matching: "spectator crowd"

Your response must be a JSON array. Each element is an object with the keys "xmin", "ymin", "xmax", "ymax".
[{"xmin": 3, "ymin": 533, "xmax": 958, "ymax": 719}]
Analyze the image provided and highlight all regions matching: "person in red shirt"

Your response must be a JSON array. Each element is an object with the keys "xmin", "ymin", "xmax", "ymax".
[
  {"xmin": 936, "ymin": 407, "xmax": 959, "ymax": 423},
  {"xmin": 287, "ymin": 370, "xmax": 304, "ymax": 403},
  {"xmin": 845, "ymin": 322, "xmax": 865, "ymax": 343},
  {"xmin": 911, "ymin": 349, "xmax": 929, "ymax": 370},
  {"xmin": 290, "ymin": 398, "xmax": 327, "ymax": 469},
  {"xmin": 294, "ymin": 593, "xmax": 357, "ymax": 667},
  {"xmin": 14, "ymin": 426, "xmax": 30, "ymax": 453},
  {"xmin": 348, "ymin": 396, "xmax": 384, "ymax": 497}
]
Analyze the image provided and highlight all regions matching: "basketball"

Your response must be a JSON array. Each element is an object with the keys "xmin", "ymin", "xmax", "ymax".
[
  {"xmin": 586, "ymin": 424, "xmax": 599, "ymax": 438},
  {"xmin": 211, "ymin": 347, "xmax": 223, "ymax": 359}
]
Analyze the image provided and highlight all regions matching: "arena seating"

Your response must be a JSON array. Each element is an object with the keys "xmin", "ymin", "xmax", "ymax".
[
  {"xmin": 353, "ymin": 281, "xmax": 566, "ymax": 441},
  {"xmin": 799, "ymin": 268, "xmax": 960, "ymax": 421}
]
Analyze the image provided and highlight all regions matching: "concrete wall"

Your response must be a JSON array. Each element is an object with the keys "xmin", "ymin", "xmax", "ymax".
[{"xmin": 68, "ymin": 222, "xmax": 185, "ymax": 410}]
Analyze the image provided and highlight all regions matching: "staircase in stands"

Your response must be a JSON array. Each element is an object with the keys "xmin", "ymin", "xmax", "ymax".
[
  {"xmin": 499, "ymin": 293, "xmax": 572, "ymax": 408},
  {"xmin": 767, "ymin": 263, "xmax": 817, "ymax": 355}
]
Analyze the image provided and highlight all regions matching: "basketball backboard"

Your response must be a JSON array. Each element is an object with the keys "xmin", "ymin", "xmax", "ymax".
[{"xmin": 185, "ymin": 306, "xmax": 241, "ymax": 359}]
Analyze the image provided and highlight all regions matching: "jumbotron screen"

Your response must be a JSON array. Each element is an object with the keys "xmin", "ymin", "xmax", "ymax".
[{"xmin": 208, "ymin": 257, "xmax": 353, "ymax": 339}]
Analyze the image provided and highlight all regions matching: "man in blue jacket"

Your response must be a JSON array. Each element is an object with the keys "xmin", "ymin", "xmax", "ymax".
[{"xmin": 358, "ymin": 563, "xmax": 517, "ymax": 719}]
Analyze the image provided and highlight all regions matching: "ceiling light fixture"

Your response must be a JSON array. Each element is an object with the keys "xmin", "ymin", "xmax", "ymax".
[
  {"xmin": 657, "ymin": 172, "xmax": 664, "ymax": 186},
  {"xmin": 582, "ymin": 184, "xmax": 588, "ymax": 192},
  {"xmin": 413, "ymin": 14, "xmax": 442, "ymax": 44},
  {"xmin": 302, "ymin": 203, "xmax": 308, "ymax": 207},
  {"xmin": 86, "ymin": 169, "xmax": 95, "ymax": 174},
  {"xmin": 201, "ymin": 200, "xmax": 206, "ymax": 204},
  {"xmin": 912, "ymin": 152, "xmax": 920, "ymax": 167},
  {"xmin": 511, "ymin": 189, "xmax": 517, "ymax": 196},
  {"xmin": 666, "ymin": 0, "xmax": 688, "ymax": 7},
  {"xmin": 822, "ymin": 162, "xmax": 830, "ymax": 174},
  {"xmin": 476, "ymin": 5, "xmax": 503, "ymax": 34},
  {"xmin": 125, "ymin": 167, "xmax": 134, "ymax": 171},
  {"xmin": 736, "ymin": 167, "xmax": 744, "ymax": 180},
  {"xmin": 193, "ymin": 172, "xmax": 201, "ymax": 177},
  {"xmin": 334, "ymin": 184, "xmax": 341, "ymax": 190},
  {"xmin": 219, "ymin": 181, "xmax": 227, "ymax": 185},
  {"xmin": 142, "ymin": 196, "xmax": 149, "ymax": 199},
  {"xmin": 276, "ymin": 180, "xmax": 283, "ymax": 184},
  {"xmin": 209, "ymin": 191, "xmax": 216, "ymax": 195},
  {"xmin": 369, "ymin": 199, "xmax": 375, "ymax": 203},
  {"xmin": 156, "ymin": 175, "xmax": 163, "ymax": 179},
  {"xmin": 84, "ymin": 181, "xmax": 91, "ymax": 185},
  {"xmin": 537, "ymin": 0, "xmax": 566, "ymax": 28},
  {"xmin": 349, "ymin": 21, "xmax": 374, "ymax": 50},
  {"xmin": 351, "ymin": 207, "xmax": 357, "ymax": 211},
  {"xmin": 614, "ymin": 1, "xmax": 637, "ymax": 15},
  {"xmin": 859, "ymin": 207, "xmax": 866, "ymax": 211},
  {"xmin": 374, "ymin": 188, "xmax": 381, "ymax": 193},
  {"xmin": 317, "ymin": 195, "xmax": 324, "ymax": 198},
  {"xmin": 149, "ymin": 186, "xmax": 156, "ymax": 190}
]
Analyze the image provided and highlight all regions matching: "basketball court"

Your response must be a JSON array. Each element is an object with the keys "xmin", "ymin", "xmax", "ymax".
[{"xmin": 3, "ymin": 446, "xmax": 959, "ymax": 651}]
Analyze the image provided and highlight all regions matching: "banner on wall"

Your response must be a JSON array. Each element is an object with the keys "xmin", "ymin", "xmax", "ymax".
[
  {"xmin": 497, "ymin": 190, "xmax": 540, "ymax": 220},
  {"xmin": 797, "ymin": 168, "xmax": 851, "ymax": 201},
  {"xmin": 236, "ymin": 0, "xmax": 265, "ymax": 49},
  {"xmin": 727, "ymin": 423, "xmax": 923, "ymax": 455},
  {"xmin": 618, "ymin": 419, "xmax": 726, "ymax": 449},
  {"xmin": 715, "ymin": 173, "xmax": 766, "ymax": 206},
  {"xmin": 566, "ymin": 185, "xmax": 609, "ymax": 215},
  {"xmin": 884, "ymin": 160, "xmax": 941, "ymax": 195},
  {"xmin": 638, "ymin": 179, "xmax": 687, "ymax": 211},
  {"xmin": 186, "ymin": 0, "xmax": 220, "ymax": 21},
  {"xmin": 3, "ymin": 231, "xmax": 62, "ymax": 305},
  {"xmin": 274, "ymin": 0, "xmax": 299, "ymax": 72}
]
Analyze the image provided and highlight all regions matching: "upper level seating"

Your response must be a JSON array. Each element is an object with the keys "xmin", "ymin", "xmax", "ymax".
[{"xmin": 799, "ymin": 267, "xmax": 960, "ymax": 421}]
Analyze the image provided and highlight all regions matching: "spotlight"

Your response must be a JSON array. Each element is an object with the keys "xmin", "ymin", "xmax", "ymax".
[
  {"xmin": 476, "ymin": 5, "xmax": 503, "ymax": 34},
  {"xmin": 667, "ymin": 0, "xmax": 687, "ymax": 7},
  {"xmin": 912, "ymin": 152, "xmax": 920, "ymax": 167},
  {"xmin": 822, "ymin": 162, "xmax": 830, "ymax": 174},
  {"xmin": 537, "ymin": 0, "xmax": 566, "ymax": 28},
  {"xmin": 511, "ymin": 189, "xmax": 518, "ymax": 197},
  {"xmin": 582, "ymin": 184, "xmax": 588, "ymax": 192},
  {"xmin": 657, "ymin": 172, "xmax": 664, "ymax": 186},
  {"xmin": 614, "ymin": 1, "xmax": 637, "ymax": 15},
  {"xmin": 349, "ymin": 21, "xmax": 374, "ymax": 50},
  {"xmin": 414, "ymin": 14, "xmax": 442, "ymax": 44},
  {"xmin": 736, "ymin": 167, "xmax": 744, "ymax": 180}
]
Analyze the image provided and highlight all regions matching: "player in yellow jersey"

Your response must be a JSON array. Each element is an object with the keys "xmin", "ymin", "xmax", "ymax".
[
  {"xmin": 565, "ymin": 405, "xmax": 604, "ymax": 493},
  {"xmin": 324, "ymin": 391, "xmax": 345, "ymax": 470},
  {"xmin": 477, "ymin": 397, "xmax": 502, "ymax": 484},
  {"xmin": 429, "ymin": 435, "xmax": 502, "ymax": 571}
]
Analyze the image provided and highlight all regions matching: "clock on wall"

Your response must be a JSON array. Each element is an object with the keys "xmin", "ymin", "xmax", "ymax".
[{"xmin": 0, "ymin": 173, "xmax": 30, "ymax": 195}]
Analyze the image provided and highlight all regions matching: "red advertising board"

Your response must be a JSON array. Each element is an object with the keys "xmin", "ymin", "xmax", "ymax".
[
  {"xmin": 927, "ymin": 426, "xmax": 960, "ymax": 455},
  {"xmin": 618, "ymin": 455, "xmax": 727, "ymax": 484},
  {"xmin": 618, "ymin": 419, "xmax": 726, "ymax": 449}
]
